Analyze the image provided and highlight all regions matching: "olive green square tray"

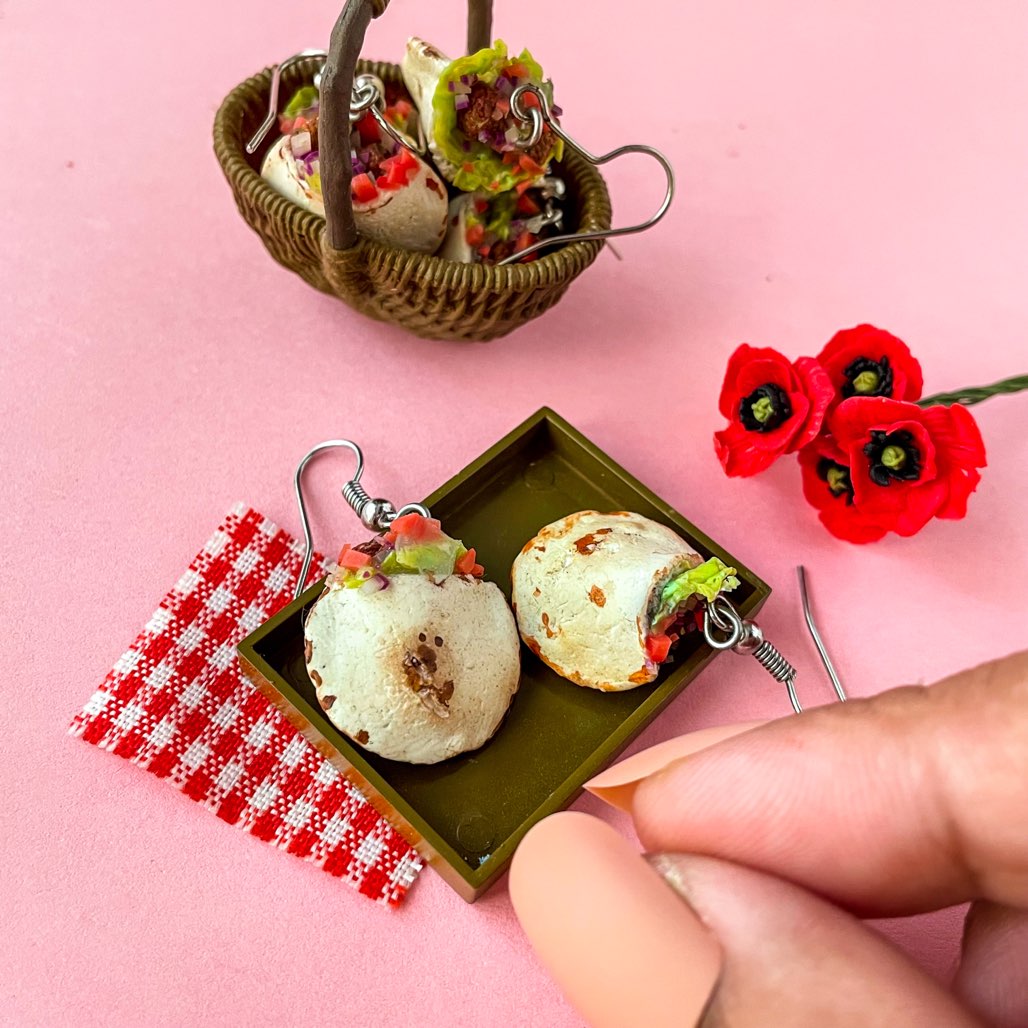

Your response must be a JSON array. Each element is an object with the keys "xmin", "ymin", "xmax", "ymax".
[{"xmin": 237, "ymin": 408, "xmax": 770, "ymax": 902}]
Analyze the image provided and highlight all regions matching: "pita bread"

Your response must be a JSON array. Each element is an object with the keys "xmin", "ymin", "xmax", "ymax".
[
  {"xmin": 304, "ymin": 574, "xmax": 520, "ymax": 764},
  {"xmin": 511, "ymin": 511, "xmax": 702, "ymax": 691}
]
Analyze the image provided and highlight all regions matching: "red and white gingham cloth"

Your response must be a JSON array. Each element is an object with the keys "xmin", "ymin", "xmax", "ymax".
[{"xmin": 69, "ymin": 503, "xmax": 422, "ymax": 905}]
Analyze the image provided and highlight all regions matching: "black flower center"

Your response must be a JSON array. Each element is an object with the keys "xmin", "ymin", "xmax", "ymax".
[
  {"xmin": 739, "ymin": 383, "xmax": 792, "ymax": 432},
  {"xmin": 842, "ymin": 355, "xmax": 894, "ymax": 398},
  {"xmin": 863, "ymin": 429, "xmax": 922, "ymax": 486},
  {"xmin": 816, "ymin": 458, "xmax": 854, "ymax": 505}
]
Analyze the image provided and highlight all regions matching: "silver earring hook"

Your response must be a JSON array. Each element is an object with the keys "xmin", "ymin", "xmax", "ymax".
[
  {"xmin": 292, "ymin": 440, "xmax": 431, "ymax": 599},
  {"xmin": 496, "ymin": 83, "xmax": 675, "ymax": 266},
  {"xmin": 703, "ymin": 595, "xmax": 802, "ymax": 713},
  {"xmin": 797, "ymin": 566, "xmax": 847, "ymax": 703},
  {"xmin": 247, "ymin": 54, "xmax": 425, "ymax": 158},
  {"xmin": 247, "ymin": 50, "xmax": 328, "ymax": 155},
  {"xmin": 349, "ymin": 73, "xmax": 427, "ymax": 156},
  {"xmin": 701, "ymin": 567, "xmax": 847, "ymax": 714}
]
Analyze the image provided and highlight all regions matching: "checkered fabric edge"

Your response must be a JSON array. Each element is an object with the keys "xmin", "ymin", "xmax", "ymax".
[{"xmin": 69, "ymin": 502, "xmax": 422, "ymax": 906}]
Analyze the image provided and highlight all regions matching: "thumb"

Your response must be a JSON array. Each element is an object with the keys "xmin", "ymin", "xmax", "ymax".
[{"xmin": 650, "ymin": 852, "xmax": 980, "ymax": 1028}]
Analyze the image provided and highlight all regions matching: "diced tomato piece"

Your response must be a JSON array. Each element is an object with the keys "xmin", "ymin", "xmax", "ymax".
[
  {"xmin": 522, "ymin": 91, "xmax": 541, "ymax": 109},
  {"xmin": 387, "ymin": 99, "xmax": 413, "ymax": 124},
  {"xmin": 455, "ymin": 548, "xmax": 477, "ymax": 574},
  {"xmin": 390, "ymin": 513, "xmax": 443, "ymax": 543},
  {"xmin": 465, "ymin": 223, "xmax": 485, "ymax": 246},
  {"xmin": 385, "ymin": 159, "xmax": 412, "ymax": 188},
  {"xmin": 518, "ymin": 154, "xmax": 545, "ymax": 178},
  {"xmin": 646, "ymin": 634, "xmax": 672, "ymax": 664},
  {"xmin": 351, "ymin": 173, "xmax": 378, "ymax": 203},
  {"xmin": 462, "ymin": 162, "xmax": 475, "ymax": 173},
  {"xmin": 389, "ymin": 512, "xmax": 422, "ymax": 536},
  {"xmin": 474, "ymin": 199, "xmax": 489, "ymax": 214},
  {"xmin": 514, "ymin": 230, "xmax": 535, "ymax": 253},
  {"xmin": 502, "ymin": 151, "xmax": 520, "ymax": 166},
  {"xmin": 356, "ymin": 113, "xmax": 380, "ymax": 145},
  {"xmin": 516, "ymin": 193, "xmax": 540, "ymax": 215},
  {"xmin": 507, "ymin": 62, "xmax": 528, "ymax": 79},
  {"xmin": 394, "ymin": 145, "xmax": 418, "ymax": 171},
  {"xmin": 515, "ymin": 180, "xmax": 532, "ymax": 196},
  {"xmin": 471, "ymin": 563, "xmax": 485, "ymax": 578},
  {"xmin": 477, "ymin": 244, "xmax": 492, "ymax": 258},
  {"xmin": 339, "ymin": 547, "xmax": 372, "ymax": 570}
]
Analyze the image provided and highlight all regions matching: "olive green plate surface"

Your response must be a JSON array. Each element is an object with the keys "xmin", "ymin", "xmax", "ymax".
[{"xmin": 237, "ymin": 408, "xmax": 770, "ymax": 901}]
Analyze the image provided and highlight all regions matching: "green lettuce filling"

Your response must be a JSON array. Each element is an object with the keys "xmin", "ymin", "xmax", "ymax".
[
  {"xmin": 432, "ymin": 40, "xmax": 562, "ymax": 193},
  {"xmin": 466, "ymin": 190, "xmax": 518, "ymax": 241},
  {"xmin": 284, "ymin": 85, "xmax": 319, "ymax": 120},
  {"xmin": 378, "ymin": 539, "xmax": 465, "ymax": 578},
  {"xmin": 652, "ymin": 558, "xmax": 740, "ymax": 629}
]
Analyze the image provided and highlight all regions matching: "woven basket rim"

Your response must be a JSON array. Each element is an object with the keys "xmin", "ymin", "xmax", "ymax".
[{"xmin": 213, "ymin": 59, "xmax": 611, "ymax": 284}]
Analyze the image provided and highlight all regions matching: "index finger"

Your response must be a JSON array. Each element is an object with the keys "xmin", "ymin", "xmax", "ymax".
[{"xmin": 631, "ymin": 650, "xmax": 1028, "ymax": 917}]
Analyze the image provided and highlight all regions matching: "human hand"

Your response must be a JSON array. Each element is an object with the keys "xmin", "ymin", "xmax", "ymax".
[{"xmin": 509, "ymin": 651, "xmax": 1028, "ymax": 1027}]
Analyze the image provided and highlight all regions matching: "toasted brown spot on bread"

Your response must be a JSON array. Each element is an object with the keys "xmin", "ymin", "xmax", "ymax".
[
  {"xmin": 533, "ymin": 587, "xmax": 541, "ymax": 597},
  {"xmin": 629, "ymin": 669, "xmax": 652, "ymax": 685},
  {"xmin": 589, "ymin": 585, "xmax": 606, "ymax": 606},
  {"xmin": 541, "ymin": 612, "xmax": 557, "ymax": 638},
  {"xmin": 419, "ymin": 632, "xmax": 427, "ymax": 642},
  {"xmin": 523, "ymin": 635, "xmax": 542, "ymax": 657},
  {"xmin": 355, "ymin": 730, "xmax": 369, "ymax": 745},
  {"xmin": 434, "ymin": 636, "xmax": 444, "ymax": 647},
  {"xmin": 304, "ymin": 637, "xmax": 313, "ymax": 661},
  {"xmin": 426, "ymin": 177, "xmax": 443, "ymax": 195},
  {"xmin": 320, "ymin": 693, "xmax": 335, "ymax": 709},
  {"xmin": 417, "ymin": 643, "xmax": 437, "ymax": 672},
  {"xmin": 402, "ymin": 643, "xmax": 451, "ymax": 718},
  {"xmin": 520, "ymin": 538, "xmax": 537, "ymax": 556},
  {"xmin": 573, "ymin": 528, "xmax": 612, "ymax": 555},
  {"xmin": 310, "ymin": 669, "xmax": 322, "ymax": 687}
]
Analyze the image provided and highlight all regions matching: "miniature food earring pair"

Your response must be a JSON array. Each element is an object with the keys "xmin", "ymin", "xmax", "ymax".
[{"xmin": 301, "ymin": 454, "xmax": 742, "ymax": 766}]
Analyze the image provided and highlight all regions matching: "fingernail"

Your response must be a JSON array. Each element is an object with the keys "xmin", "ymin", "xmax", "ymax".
[
  {"xmin": 509, "ymin": 811, "xmax": 722, "ymax": 1028},
  {"xmin": 585, "ymin": 721, "xmax": 768, "ymax": 811}
]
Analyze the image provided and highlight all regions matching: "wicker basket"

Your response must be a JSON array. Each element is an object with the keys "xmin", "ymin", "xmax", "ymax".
[{"xmin": 213, "ymin": 0, "xmax": 612, "ymax": 342}]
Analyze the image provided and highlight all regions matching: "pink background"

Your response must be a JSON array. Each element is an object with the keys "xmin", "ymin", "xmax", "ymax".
[{"xmin": 3, "ymin": 0, "xmax": 1027, "ymax": 1024}]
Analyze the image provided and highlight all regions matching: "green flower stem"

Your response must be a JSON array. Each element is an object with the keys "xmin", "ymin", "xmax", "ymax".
[{"xmin": 917, "ymin": 374, "xmax": 1028, "ymax": 408}]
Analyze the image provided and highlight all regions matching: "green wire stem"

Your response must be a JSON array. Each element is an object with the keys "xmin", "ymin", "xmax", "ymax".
[{"xmin": 918, "ymin": 374, "xmax": 1028, "ymax": 408}]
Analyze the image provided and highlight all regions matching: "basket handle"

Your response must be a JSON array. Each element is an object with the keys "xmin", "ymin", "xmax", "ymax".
[{"xmin": 320, "ymin": 0, "xmax": 494, "ymax": 251}]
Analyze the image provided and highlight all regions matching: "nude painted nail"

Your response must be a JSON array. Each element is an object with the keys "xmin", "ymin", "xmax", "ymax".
[
  {"xmin": 584, "ymin": 721, "xmax": 768, "ymax": 811},
  {"xmin": 509, "ymin": 811, "xmax": 722, "ymax": 1028}
]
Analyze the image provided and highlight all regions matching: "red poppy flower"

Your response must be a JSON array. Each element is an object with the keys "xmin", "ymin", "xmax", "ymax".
[
  {"xmin": 817, "ymin": 324, "xmax": 923, "ymax": 412},
  {"xmin": 714, "ymin": 345, "xmax": 834, "ymax": 477},
  {"xmin": 798, "ymin": 441, "xmax": 893, "ymax": 543},
  {"xmin": 829, "ymin": 397, "xmax": 987, "ymax": 537}
]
